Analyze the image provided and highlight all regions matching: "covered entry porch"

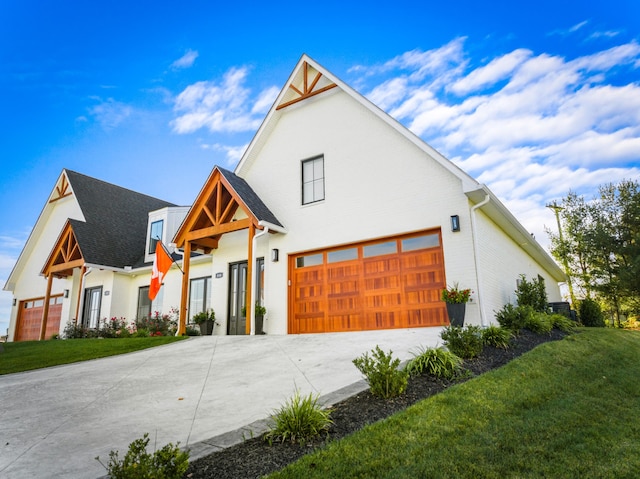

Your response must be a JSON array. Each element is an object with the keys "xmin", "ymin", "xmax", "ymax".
[{"xmin": 173, "ymin": 166, "xmax": 285, "ymax": 335}]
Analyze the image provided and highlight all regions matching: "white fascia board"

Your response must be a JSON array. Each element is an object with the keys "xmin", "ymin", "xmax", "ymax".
[{"xmin": 465, "ymin": 185, "xmax": 566, "ymax": 282}]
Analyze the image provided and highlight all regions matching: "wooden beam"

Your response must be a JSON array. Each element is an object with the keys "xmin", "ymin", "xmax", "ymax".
[
  {"xmin": 186, "ymin": 218, "xmax": 251, "ymax": 241},
  {"xmin": 178, "ymin": 241, "xmax": 191, "ymax": 335},
  {"xmin": 245, "ymin": 223, "xmax": 255, "ymax": 335},
  {"xmin": 39, "ymin": 274, "xmax": 53, "ymax": 340},
  {"xmin": 49, "ymin": 259, "xmax": 85, "ymax": 274},
  {"xmin": 74, "ymin": 266, "xmax": 85, "ymax": 323}
]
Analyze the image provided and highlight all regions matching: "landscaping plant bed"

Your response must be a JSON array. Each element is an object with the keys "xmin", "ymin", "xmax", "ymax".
[{"xmin": 184, "ymin": 329, "xmax": 567, "ymax": 479}]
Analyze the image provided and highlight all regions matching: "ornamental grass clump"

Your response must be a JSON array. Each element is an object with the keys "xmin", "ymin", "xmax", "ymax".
[
  {"xmin": 404, "ymin": 346, "xmax": 464, "ymax": 379},
  {"xmin": 265, "ymin": 390, "xmax": 333, "ymax": 445},
  {"xmin": 353, "ymin": 346, "xmax": 408, "ymax": 398},
  {"xmin": 96, "ymin": 433, "xmax": 189, "ymax": 479},
  {"xmin": 481, "ymin": 325, "xmax": 512, "ymax": 349}
]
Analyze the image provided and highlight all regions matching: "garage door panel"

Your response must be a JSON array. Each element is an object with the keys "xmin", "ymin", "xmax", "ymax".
[
  {"xmin": 289, "ymin": 229, "xmax": 448, "ymax": 333},
  {"xmin": 16, "ymin": 297, "xmax": 63, "ymax": 341}
]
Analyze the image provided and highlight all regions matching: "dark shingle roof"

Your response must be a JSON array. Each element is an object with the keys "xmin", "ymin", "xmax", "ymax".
[
  {"xmin": 65, "ymin": 170, "xmax": 176, "ymax": 269},
  {"xmin": 217, "ymin": 167, "xmax": 284, "ymax": 228}
]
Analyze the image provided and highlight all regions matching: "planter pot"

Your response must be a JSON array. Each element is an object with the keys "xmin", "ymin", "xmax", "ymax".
[
  {"xmin": 446, "ymin": 303, "xmax": 466, "ymax": 327},
  {"xmin": 199, "ymin": 320, "xmax": 214, "ymax": 335},
  {"xmin": 255, "ymin": 315, "xmax": 264, "ymax": 335}
]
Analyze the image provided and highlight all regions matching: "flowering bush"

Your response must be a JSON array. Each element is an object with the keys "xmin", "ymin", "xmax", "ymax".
[
  {"xmin": 441, "ymin": 283, "xmax": 472, "ymax": 304},
  {"xmin": 136, "ymin": 307, "xmax": 178, "ymax": 336}
]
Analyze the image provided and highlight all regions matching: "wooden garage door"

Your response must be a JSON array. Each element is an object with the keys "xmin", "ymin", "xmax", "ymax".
[
  {"xmin": 15, "ymin": 296, "xmax": 63, "ymax": 341},
  {"xmin": 289, "ymin": 230, "xmax": 447, "ymax": 333}
]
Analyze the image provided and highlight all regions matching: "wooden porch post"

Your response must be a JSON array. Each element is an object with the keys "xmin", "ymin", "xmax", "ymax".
[
  {"xmin": 39, "ymin": 274, "xmax": 54, "ymax": 340},
  {"xmin": 74, "ymin": 265, "xmax": 86, "ymax": 323},
  {"xmin": 245, "ymin": 223, "xmax": 255, "ymax": 334},
  {"xmin": 178, "ymin": 241, "xmax": 191, "ymax": 335}
]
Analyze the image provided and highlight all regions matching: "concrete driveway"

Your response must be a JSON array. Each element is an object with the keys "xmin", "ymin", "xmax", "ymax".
[{"xmin": 0, "ymin": 328, "xmax": 444, "ymax": 478}]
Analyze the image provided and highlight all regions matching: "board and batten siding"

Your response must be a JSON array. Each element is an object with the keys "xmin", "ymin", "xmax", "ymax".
[{"xmin": 475, "ymin": 208, "xmax": 562, "ymax": 325}]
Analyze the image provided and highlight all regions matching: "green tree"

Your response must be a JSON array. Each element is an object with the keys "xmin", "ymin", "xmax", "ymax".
[{"xmin": 547, "ymin": 180, "xmax": 639, "ymax": 326}]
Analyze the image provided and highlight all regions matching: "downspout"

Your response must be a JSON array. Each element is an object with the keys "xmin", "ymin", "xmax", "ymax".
[
  {"xmin": 76, "ymin": 266, "xmax": 92, "ymax": 325},
  {"xmin": 470, "ymin": 192, "xmax": 491, "ymax": 327},
  {"xmin": 250, "ymin": 225, "xmax": 270, "ymax": 335}
]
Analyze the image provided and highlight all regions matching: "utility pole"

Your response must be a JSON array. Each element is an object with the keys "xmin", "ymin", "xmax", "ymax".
[{"xmin": 547, "ymin": 201, "xmax": 576, "ymax": 307}]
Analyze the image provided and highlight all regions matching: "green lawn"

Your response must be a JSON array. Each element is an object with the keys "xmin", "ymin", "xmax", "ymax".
[
  {"xmin": 269, "ymin": 329, "xmax": 640, "ymax": 479},
  {"xmin": 0, "ymin": 336, "xmax": 187, "ymax": 375}
]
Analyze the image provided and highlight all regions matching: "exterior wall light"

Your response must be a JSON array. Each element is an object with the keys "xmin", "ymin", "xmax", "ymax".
[
  {"xmin": 271, "ymin": 248, "xmax": 279, "ymax": 262},
  {"xmin": 451, "ymin": 215, "xmax": 460, "ymax": 232}
]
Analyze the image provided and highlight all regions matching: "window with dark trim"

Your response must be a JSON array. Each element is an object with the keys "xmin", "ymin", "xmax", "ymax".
[
  {"xmin": 137, "ymin": 286, "xmax": 152, "ymax": 320},
  {"xmin": 302, "ymin": 156, "xmax": 325, "ymax": 204},
  {"xmin": 189, "ymin": 276, "xmax": 212, "ymax": 320},
  {"xmin": 149, "ymin": 220, "xmax": 164, "ymax": 254}
]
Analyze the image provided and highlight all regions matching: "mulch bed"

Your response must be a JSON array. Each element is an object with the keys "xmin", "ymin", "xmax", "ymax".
[{"xmin": 185, "ymin": 329, "xmax": 567, "ymax": 479}]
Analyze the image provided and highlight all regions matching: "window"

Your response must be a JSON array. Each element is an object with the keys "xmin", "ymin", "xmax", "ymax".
[
  {"xmin": 137, "ymin": 286, "xmax": 163, "ymax": 320},
  {"xmin": 302, "ymin": 156, "xmax": 324, "ymax": 204},
  {"xmin": 82, "ymin": 287, "xmax": 102, "ymax": 328},
  {"xmin": 401, "ymin": 233, "xmax": 440, "ymax": 252},
  {"xmin": 296, "ymin": 253, "xmax": 323, "ymax": 268},
  {"xmin": 189, "ymin": 276, "xmax": 212, "ymax": 320},
  {"xmin": 149, "ymin": 220, "xmax": 164, "ymax": 254},
  {"xmin": 137, "ymin": 286, "xmax": 152, "ymax": 320},
  {"xmin": 328, "ymin": 247, "xmax": 358, "ymax": 263},
  {"xmin": 363, "ymin": 241, "xmax": 397, "ymax": 258}
]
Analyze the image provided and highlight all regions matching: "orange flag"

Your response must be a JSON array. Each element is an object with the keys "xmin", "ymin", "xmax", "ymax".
[{"xmin": 149, "ymin": 241, "xmax": 173, "ymax": 300}]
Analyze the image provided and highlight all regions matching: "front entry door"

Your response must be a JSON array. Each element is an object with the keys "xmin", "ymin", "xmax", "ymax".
[{"xmin": 228, "ymin": 262, "xmax": 248, "ymax": 335}]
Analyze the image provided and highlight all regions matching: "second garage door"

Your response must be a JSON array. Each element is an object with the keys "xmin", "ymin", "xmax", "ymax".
[
  {"xmin": 289, "ymin": 229, "xmax": 448, "ymax": 333},
  {"xmin": 15, "ymin": 296, "xmax": 63, "ymax": 341}
]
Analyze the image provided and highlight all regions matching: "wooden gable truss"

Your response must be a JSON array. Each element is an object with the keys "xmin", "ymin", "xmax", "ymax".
[
  {"xmin": 173, "ymin": 168, "xmax": 263, "ymax": 335},
  {"xmin": 49, "ymin": 172, "xmax": 73, "ymax": 203},
  {"xmin": 276, "ymin": 61, "xmax": 337, "ymax": 110},
  {"xmin": 38, "ymin": 221, "xmax": 86, "ymax": 340}
]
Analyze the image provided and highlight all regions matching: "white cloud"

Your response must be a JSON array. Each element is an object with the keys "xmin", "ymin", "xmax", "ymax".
[
  {"xmin": 88, "ymin": 97, "xmax": 132, "ymax": 129},
  {"xmin": 352, "ymin": 36, "xmax": 640, "ymax": 252},
  {"xmin": 200, "ymin": 142, "xmax": 248, "ymax": 166},
  {"xmin": 450, "ymin": 48, "xmax": 532, "ymax": 95},
  {"xmin": 170, "ymin": 49, "xmax": 199, "ymax": 70},
  {"xmin": 171, "ymin": 67, "xmax": 278, "ymax": 134}
]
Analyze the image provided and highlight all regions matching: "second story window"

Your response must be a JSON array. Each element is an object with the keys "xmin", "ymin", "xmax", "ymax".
[
  {"xmin": 302, "ymin": 156, "xmax": 325, "ymax": 205},
  {"xmin": 149, "ymin": 220, "xmax": 164, "ymax": 254}
]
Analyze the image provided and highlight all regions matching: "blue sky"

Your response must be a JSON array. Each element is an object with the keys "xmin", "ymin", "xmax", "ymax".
[{"xmin": 1, "ymin": 0, "xmax": 639, "ymax": 335}]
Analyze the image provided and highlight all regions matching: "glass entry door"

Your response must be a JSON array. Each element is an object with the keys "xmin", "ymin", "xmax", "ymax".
[
  {"xmin": 228, "ymin": 259, "xmax": 265, "ymax": 335},
  {"xmin": 228, "ymin": 262, "xmax": 248, "ymax": 335}
]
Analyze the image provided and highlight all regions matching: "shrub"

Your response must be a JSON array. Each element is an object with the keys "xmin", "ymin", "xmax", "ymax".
[
  {"xmin": 265, "ymin": 390, "xmax": 332, "ymax": 445},
  {"xmin": 353, "ymin": 346, "xmax": 408, "ymax": 398},
  {"xmin": 525, "ymin": 312, "xmax": 554, "ymax": 335},
  {"xmin": 495, "ymin": 304, "xmax": 534, "ymax": 333},
  {"xmin": 579, "ymin": 298, "xmax": 606, "ymax": 327},
  {"xmin": 481, "ymin": 325, "xmax": 512, "ymax": 349},
  {"xmin": 515, "ymin": 274, "xmax": 548, "ymax": 312},
  {"xmin": 185, "ymin": 325, "xmax": 201, "ymax": 336},
  {"xmin": 405, "ymin": 346, "xmax": 463, "ymax": 379},
  {"xmin": 63, "ymin": 321, "xmax": 97, "ymax": 339},
  {"xmin": 99, "ymin": 317, "xmax": 130, "ymax": 338},
  {"xmin": 136, "ymin": 308, "xmax": 179, "ymax": 336},
  {"xmin": 551, "ymin": 313, "xmax": 576, "ymax": 333},
  {"xmin": 96, "ymin": 433, "xmax": 189, "ymax": 479},
  {"xmin": 133, "ymin": 328, "xmax": 150, "ymax": 338},
  {"xmin": 441, "ymin": 325, "xmax": 484, "ymax": 359}
]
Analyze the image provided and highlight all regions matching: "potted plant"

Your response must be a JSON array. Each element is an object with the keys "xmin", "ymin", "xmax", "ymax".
[
  {"xmin": 192, "ymin": 309, "xmax": 215, "ymax": 335},
  {"xmin": 241, "ymin": 302, "xmax": 267, "ymax": 334},
  {"xmin": 441, "ymin": 283, "xmax": 472, "ymax": 327}
]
